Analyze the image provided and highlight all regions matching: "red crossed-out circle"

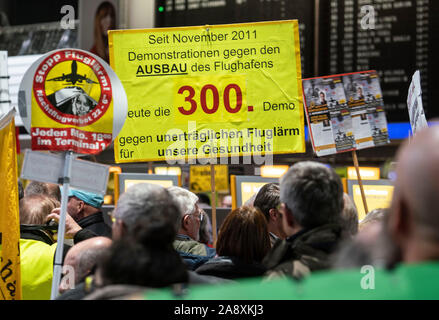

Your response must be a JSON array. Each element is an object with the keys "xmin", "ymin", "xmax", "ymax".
[{"xmin": 32, "ymin": 49, "xmax": 112, "ymax": 127}]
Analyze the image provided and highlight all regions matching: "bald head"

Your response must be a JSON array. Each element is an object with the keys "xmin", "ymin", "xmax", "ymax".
[
  {"xmin": 392, "ymin": 126, "xmax": 439, "ymax": 242},
  {"xmin": 61, "ymin": 237, "xmax": 112, "ymax": 291}
]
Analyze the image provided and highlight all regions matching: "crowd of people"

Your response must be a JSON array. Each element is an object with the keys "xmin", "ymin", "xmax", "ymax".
[{"xmin": 14, "ymin": 125, "xmax": 439, "ymax": 299}]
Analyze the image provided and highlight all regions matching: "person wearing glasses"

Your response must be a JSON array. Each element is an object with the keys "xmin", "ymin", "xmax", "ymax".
[{"xmin": 168, "ymin": 186, "xmax": 216, "ymax": 270}]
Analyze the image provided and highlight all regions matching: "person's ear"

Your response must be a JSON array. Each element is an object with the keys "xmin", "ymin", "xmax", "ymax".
[
  {"xmin": 280, "ymin": 204, "xmax": 298, "ymax": 237},
  {"xmin": 388, "ymin": 193, "xmax": 411, "ymax": 245},
  {"xmin": 112, "ymin": 218, "xmax": 127, "ymax": 240},
  {"xmin": 78, "ymin": 200, "xmax": 85, "ymax": 211},
  {"xmin": 284, "ymin": 206, "xmax": 296, "ymax": 227},
  {"xmin": 182, "ymin": 214, "xmax": 191, "ymax": 230},
  {"xmin": 269, "ymin": 208, "xmax": 278, "ymax": 221}
]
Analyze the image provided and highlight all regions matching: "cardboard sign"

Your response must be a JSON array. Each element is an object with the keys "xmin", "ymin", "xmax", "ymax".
[
  {"xmin": 302, "ymin": 75, "xmax": 355, "ymax": 156},
  {"xmin": 303, "ymin": 71, "xmax": 390, "ymax": 157},
  {"xmin": 0, "ymin": 51, "xmax": 10, "ymax": 116},
  {"xmin": 18, "ymin": 49, "xmax": 127, "ymax": 154},
  {"xmin": 109, "ymin": 20, "xmax": 305, "ymax": 163},
  {"xmin": 407, "ymin": 70, "xmax": 428, "ymax": 135},
  {"xmin": 20, "ymin": 149, "xmax": 110, "ymax": 194}
]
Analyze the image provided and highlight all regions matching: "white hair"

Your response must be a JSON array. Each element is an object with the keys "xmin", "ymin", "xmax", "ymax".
[{"xmin": 167, "ymin": 186, "xmax": 199, "ymax": 219}]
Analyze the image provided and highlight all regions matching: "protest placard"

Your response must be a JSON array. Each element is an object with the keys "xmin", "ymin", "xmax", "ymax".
[
  {"xmin": 109, "ymin": 20, "xmax": 305, "ymax": 163},
  {"xmin": 17, "ymin": 48, "xmax": 127, "ymax": 298},
  {"xmin": 343, "ymin": 71, "xmax": 389, "ymax": 148},
  {"xmin": 407, "ymin": 70, "xmax": 428, "ymax": 135},
  {"xmin": 303, "ymin": 70, "xmax": 390, "ymax": 157},
  {"xmin": 302, "ymin": 75, "xmax": 355, "ymax": 156},
  {"xmin": 303, "ymin": 71, "xmax": 390, "ymax": 214},
  {"xmin": 18, "ymin": 48, "xmax": 127, "ymax": 154}
]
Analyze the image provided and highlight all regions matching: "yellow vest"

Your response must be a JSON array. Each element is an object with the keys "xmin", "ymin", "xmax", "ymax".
[{"xmin": 20, "ymin": 239, "xmax": 57, "ymax": 300}]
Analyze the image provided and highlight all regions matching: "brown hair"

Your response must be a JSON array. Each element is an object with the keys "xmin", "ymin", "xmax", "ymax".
[
  {"xmin": 19, "ymin": 194, "xmax": 60, "ymax": 225},
  {"xmin": 216, "ymin": 206, "xmax": 271, "ymax": 264},
  {"xmin": 93, "ymin": 1, "xmax": 116, "ymax": 62},
  {"xmin": 24, "ymin": 181, "xmax": 61, "ymax": 202}
]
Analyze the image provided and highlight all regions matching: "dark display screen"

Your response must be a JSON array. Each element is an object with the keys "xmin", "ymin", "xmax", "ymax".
[{"xmin": 156, "ymin": 0, "xmax": 439, "ymax": 122}]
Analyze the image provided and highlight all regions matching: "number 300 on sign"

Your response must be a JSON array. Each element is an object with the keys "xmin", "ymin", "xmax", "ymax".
[{"xmin": 173, "ymin": 75, "xmax": 248, "ymax": 124}]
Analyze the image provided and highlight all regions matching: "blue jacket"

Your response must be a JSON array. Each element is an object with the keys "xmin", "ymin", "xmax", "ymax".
[{"xmin": 173, "ymin": 234, "xmax": 216, "ymax": 270}]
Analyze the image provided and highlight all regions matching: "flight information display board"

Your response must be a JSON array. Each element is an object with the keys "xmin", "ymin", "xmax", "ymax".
[
  {"xmin": 319, "ymin": 0, "xmax": 439, "ymax": 122},
  {"xmin": 157, "ymin": 0, "xmax": 439, "ymax": 123}
]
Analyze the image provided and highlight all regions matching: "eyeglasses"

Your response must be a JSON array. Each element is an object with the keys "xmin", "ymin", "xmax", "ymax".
[
  {"xmin": 188, "ymin": 210, "xmax": 203, "ymax": 222},
  {"xmin": 193, "ymin": 212, "xmax": 204, "ymax": 222}
]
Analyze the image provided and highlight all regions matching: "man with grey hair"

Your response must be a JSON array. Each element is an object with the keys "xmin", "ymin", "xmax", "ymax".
[
  {"xmin": 168, "ymin": 186, "xmax": 216, "ymax": 270},
  {"xmin": 112, "ymin": 183, "xmax": 180, "ymax": 240},
  {"xmin": 263, "ymin": 161, "xmax": 345, "ymax": 279}
]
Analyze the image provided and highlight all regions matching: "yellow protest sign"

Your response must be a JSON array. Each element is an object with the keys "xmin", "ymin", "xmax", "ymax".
[
  {"xmin": 190, "ymin": 165, "xmax": 229, "ymax": 192},
  {"xmin": 109, "ymin": 20, "xmax": 304, "ymax": 163},
  {"xmin": 0, "ymin": 109, "xmax": 21, "ymax": 300}
]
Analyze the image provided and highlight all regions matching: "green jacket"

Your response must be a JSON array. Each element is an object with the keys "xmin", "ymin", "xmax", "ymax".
[
  {"xmin": 143, "ymin": 261, "xmax": 439, "ymax": 300},
  {"xmin": 173, "ymin": 234, "xmax": 216, "ymax": 270},
  {"xmin": 173, "ymin": 234, "xmax": 211, "ymax": 257}
]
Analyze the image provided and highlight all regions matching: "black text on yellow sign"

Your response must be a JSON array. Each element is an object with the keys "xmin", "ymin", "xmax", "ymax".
[{"xmin": 109, "ymin": 20, "xmax": 305, "ymax": 163}]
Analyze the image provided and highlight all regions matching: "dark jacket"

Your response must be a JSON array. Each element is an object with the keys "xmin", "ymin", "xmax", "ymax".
[
  {"xmin": 77, "ymin": 212, "xmax": 112, "ymax": 238},
  {"xmin": 173, "ymin": 234, "xmax": 216, "ymax": 270},
  {"xmin": 56, "ymin": 279, "xmax": 94, "ymax": 300},
  {"xmin": 263, "ymin": 224, "xmax": 343, "ymax": 280},
  {"xmin": 195, "ymin": 256, "xmax": 267, "ymax": 280}
]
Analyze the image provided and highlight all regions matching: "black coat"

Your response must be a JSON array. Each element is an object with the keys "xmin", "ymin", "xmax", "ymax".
[
  {"xmin": 263, "ymin": 224, "xmax": 343, "ymax": 279},
  {"xmin": 195, "ymin": 256, "xmax": 266, "ymax": 280},
  {"xmin": 77, "ymin": 212, "xmax": 112, "ymax": 239}
]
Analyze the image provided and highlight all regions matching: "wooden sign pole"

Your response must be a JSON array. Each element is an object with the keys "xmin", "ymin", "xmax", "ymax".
[
  {"xmin": 352, "ymin": 150, "xmax": 369, "ymax": 214},
  {"xmin": 210, "ymin": 163, "xmax": 217, "ymax": 245}
]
